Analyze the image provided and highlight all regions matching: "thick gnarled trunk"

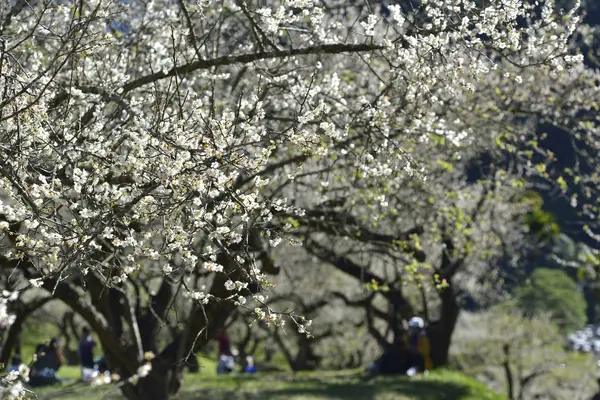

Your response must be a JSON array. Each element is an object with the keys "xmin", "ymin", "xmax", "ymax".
[
  {"xmin": 427, "ymin": 283, "xmax": 460, "ymax": 367},
  {"xmin": 0, "ymin": 296, "xmax": 51, "ymax": 369},
  {"xmin": 121, "ymin": 362, "xmax": 183, "ymax": 400},
  {"xmin": 120, "ymin": 303, "xmax": 234, "ymax": 400}
]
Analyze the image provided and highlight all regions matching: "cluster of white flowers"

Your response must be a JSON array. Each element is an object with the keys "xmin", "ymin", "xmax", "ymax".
[
  {"xmin": 0, "ymin": 380, "xmax": 25, "ymax": 400},
  {"xmin": 293, "ymin": 315, "xmax": 313, "ymax": 336},
  {"xmin": 253, "ymin": 306, "xmax": 285, "ymax": 327},
  {"xmin": 0, "ymin": 0, "xmax": 597, "ymax": 361},
  {"xmin": 203, "ymin": 262, "xmax": 224, "ymax": 273},
  {"xmin": 360, "ymin": 14, "xmax": 378, "ymax": 36},
  {"xmin": 0, "ymin": 292, "xmax": 17, "ymax": 329},
  {"xmin": 224, "ymin": 280, "xmax": 248, "ymax": 292},
  {"xmin": 188, "ymin": 291, "xmax": 213, "ymax": 305}
]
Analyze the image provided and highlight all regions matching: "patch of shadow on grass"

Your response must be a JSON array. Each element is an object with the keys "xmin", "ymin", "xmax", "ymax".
[
  {"xmin": 177, "ymin": 375, "xmax": 475, "ymax": 400},
  {"xmin": 34, "ymin": 383, "xmax": 124, "ymax": 400}
]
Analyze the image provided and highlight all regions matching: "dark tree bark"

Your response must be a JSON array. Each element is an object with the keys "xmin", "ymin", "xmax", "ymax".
[
  {"xmin": 293, "ymin": 335, "xmax": 322, "ymax": 371},
  {"xmin": 116, "ymin": 247, "xmax": 268, "ymax": 400},
  {"xmin": 592, "ymin": 378, "xmax": 600, "ymax": 400},
  {"xmin": 426, "ymin": 282, "xmax": 460, "ymax": 367},
  {"xmin": 119, "ymin": 288, "xmax": 236, "ymax": 400},
  {"xmin": 58, "ymin": 312, "xmax": 80, "ymax": 365},
  {"xmin": 427, "ymin": 234, "xmax": 463, "ymax": 368},
  {"xmin": 503, "ymin": 344, "xmax": 515, "ymax": 400},
  {"xmin": 0, "ymin": 296, "xmax": 52, "ymax": 368},
  {"xmin": 185, "ymin": 352, "xmax": 200, "ymax": 373}
]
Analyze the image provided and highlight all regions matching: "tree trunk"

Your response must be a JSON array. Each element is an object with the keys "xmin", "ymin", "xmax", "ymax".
[
  {"xmin": 120, "ymin": 285, "xmax": 236, "ymax": 399},
  {"xmin": 264, "ymin": 344, "xmax": 275, "ymax": 362},
  {"xmin": 121, "ymin": 359, "xmax": 183, "ymax": 400},
  {"xmin": 34, "ymin": 242, "xmax": 252, "ymax": 400},
  {"xmin": 503, "ymin": 344, "xmax": 515, "ymax": 400},
  {"xmin": 273, "ymin": 328, "xmax": 296, "ymax": 370},
  {"xmin": 185, "ymin": 353, "xmax": 200, "ymax": 373},
  {"xmin": 60, "ymin": 312, "xmax": 80, "ymax": 365},
  {"xmin": 427, "ymin": 282, "xmax": 460, "ymax": 367},
  {"xmin": 0, "ymin": 315, "xmax": 24, "ymax": 368},
  {"xmin": 292, "ymin": 336, "xmax": 321, "ymax": 371},
  {"xmin": 0, "ymin": 296, "xmax": 51, "ymax": 368}
]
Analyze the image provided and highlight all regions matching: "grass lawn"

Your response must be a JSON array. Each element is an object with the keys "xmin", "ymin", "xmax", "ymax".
[{"xmin": 28, "ymin": 360, "xmax": 505, "ymax": 400}]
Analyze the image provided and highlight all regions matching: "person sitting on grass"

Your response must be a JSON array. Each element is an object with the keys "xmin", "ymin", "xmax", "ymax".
[
  {"xmin": 243, "ymin": 356, "xmax": 257, "ymax": 374},
  {"xmin": 367, "ymin": 336, "xmax": 407, "ymax": 376},
  {"xmin": 401, "ymin": 317, "xmax": 433, "ymax": 376},
  {"xmin": 95, "ymin": 355, "xmax": 108, "ymax": 373},
  {"xmin": 367, "ymin": 316, "xmax": 433, "ymax": 376},
  {"xmin": 47, "ymin": 338, "xmax": 64, "ymax": 371},
  {"xmin": 29, "ymin": 339, "xmax": 63, "ymax": 387},
  {"xmin": 7, "ymin": 354, "xmax": 22, "ymax": 373}
]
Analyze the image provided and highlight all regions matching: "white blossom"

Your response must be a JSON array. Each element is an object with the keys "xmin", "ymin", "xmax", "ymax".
[
  {"xmin": 29, "ymin": 279, "xmax": 44, "ymax": 288},
  {"xmin": 137, "ymin": 363, "xmax": 152, "ymax": 378},
  {"xmin": 0, "ymin": 0, "xmax": 596, "ymax": 388},
  {"xmin": 361, "ymin": 14, "xmax": 378, "ymax": 36}
]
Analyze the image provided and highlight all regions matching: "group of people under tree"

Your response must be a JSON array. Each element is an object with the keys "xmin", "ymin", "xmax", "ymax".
[
  {"xmin": 28, "ymin": 338, "xmax": 63, "ymax": 387},
  {"xmin": 214, "ymin": 316, "xmax": 432, "ymax": 377},
  {"xmin": 13, "ymin": 317, "xmax": 430, "ymax": 383},
  {"xmin": 216, "ymin": 331, "xmax": 256, "ymax": 375},
  {"xmin": 6, "ymin": 326, "xmax": 103, "ymax": 387},
  {"xmin": 20, "ymin": 321, "xmax": 432, "ymax": 380},
  {"xmin": 5, "ymin": 314, "xmax": 431, "ymax": 386}
]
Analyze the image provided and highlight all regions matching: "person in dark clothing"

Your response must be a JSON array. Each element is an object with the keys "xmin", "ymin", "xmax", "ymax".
[
  {"xmin": 367, "ymin": 317, "xmax": 433, "ymax": 376},
  {"xmin": 368, "ymin": 333, "xmax": 409, "ymax": 376},
  {"xmin": 34, "ymin": 343, "xmax": 46, "ymax": 357},
  {"xmin": 95, "ymin": 355, "xmax": 108, "ymax": 373},
  {"xmin": 7, "ymin": 354, "xmax": 21, "ymax": 373},
  {"xmin": 46, "ymin": 338, "xmax": 64, "ymax": 371},
  {"xmin": 402, "ymin": 317, "xmax": 433, "ymax": 375},
  {"xmin": 29, "ymin": 340, "xmax": 63, "ymax": 387},
  {"xmin": 78, "ymin": 327, "xmax": 96, "ymax": 369},
  {"xmin": 216, "ymin": 332, "xmax": 232, "ymax": 356}
]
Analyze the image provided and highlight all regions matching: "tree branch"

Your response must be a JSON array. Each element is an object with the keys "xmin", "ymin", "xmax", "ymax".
[
  {"xmin": 299, "ymin": 209, "xmax": 426, "ymax": 261},
  {"xmin": 122, "ymin": 43, "xmax": 383, "ymax": 93}
]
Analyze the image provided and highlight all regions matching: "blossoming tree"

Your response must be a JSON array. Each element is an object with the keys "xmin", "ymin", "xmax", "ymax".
[{"xmin": 0, "ymin": 0, "xmax": 597, "ymax": 398}]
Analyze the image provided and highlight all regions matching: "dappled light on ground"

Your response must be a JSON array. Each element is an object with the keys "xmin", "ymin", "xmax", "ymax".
[{"xmin": 31, "ymin": 369, "xmax": 503, "ymax": 400}]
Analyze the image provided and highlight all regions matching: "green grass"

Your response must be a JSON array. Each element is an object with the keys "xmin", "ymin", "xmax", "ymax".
[{"xmin": 29, "ymin": 367, "xmax": 504, "ymax": 400}]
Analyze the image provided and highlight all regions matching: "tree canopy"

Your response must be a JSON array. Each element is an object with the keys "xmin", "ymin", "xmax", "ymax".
[
  {"xmin": 0, "ymin": 0, "xmax": 599, "ymax": 398},
  {"xmin": 514, "ymin": 268, "xmax": 587, "ymax": 333}
]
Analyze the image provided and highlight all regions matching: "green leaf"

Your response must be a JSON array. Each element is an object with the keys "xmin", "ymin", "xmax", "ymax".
[
  {"xmin": 287, "ymin": 217, "xmax": 300, "ymax": 229},
  {"xmin": 557, "ymin": 176, "xmax": 568, "ymax": 192},
  {"xmin": 436, "ymin": 159, "xmax": 455, "ymax": 171}
]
